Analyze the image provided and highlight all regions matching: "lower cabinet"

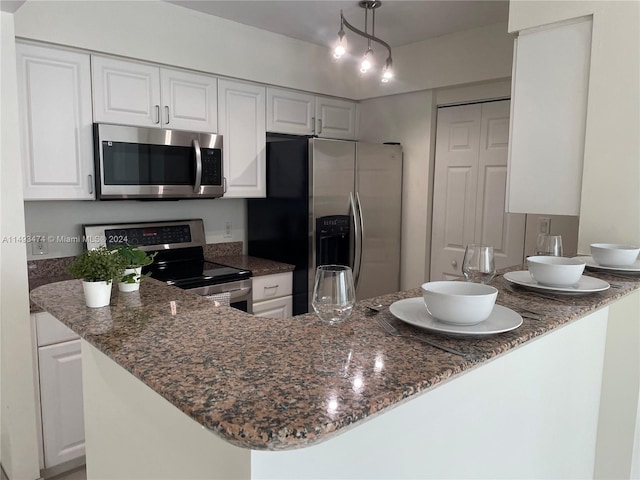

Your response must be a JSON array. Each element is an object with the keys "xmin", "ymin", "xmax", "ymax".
[
  {"xmin": 252, "ymin": 272, "xmax": 293, "ymax": 318},
  {"xmin": 33, "ymin": 312, "xmax": 85, "ymax": 473}
]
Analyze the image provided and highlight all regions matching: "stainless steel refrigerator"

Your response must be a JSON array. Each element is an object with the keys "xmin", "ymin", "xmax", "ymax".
[{"xmin": 248, "ymin": 136, "xmax": 403, "ymax": 315}]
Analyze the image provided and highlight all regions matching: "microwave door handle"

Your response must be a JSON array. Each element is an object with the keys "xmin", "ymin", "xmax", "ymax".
[{"xmin": 193, "ymin": 138, "xmax": 202, "ymax": 193}]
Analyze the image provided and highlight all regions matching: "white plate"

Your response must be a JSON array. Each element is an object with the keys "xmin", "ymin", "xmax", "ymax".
[
  {"xmin": 577, "ymin": 256, "xmax": 640, "ymax": 274},
  {"xmin": 389, "ymin": 298, "xmax": 522, "ymax": 336},
  {"xmin": 504, "ymin": 270, "xmax": 610, "ymax": 293}
]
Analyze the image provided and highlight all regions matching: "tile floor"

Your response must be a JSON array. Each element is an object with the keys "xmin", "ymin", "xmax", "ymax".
[{"xmin": 49, "ymin": 466, "xmax": 86, "ymax": 480}]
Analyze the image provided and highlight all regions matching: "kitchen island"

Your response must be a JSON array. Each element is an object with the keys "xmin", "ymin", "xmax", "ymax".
[{"xmin": 30, "ymin": 270, "xmax": 639, "ymax": 479}]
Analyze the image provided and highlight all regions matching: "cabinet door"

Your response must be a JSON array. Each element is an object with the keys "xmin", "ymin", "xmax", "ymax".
[
  {"xmin": 253, "ymin": 296, "xmax": 293, "ymax": 319},
  {"xmin": 266, "ymin": 87, "xmax": 315, "ymax": 135},
  {"xmin": 218, "ymin": 79, "xmax": 266, "ymax": 198},
  {"xmin": 507, "ymin": 19, "xmax": 592, "ymax": 215},
  {"xmin": 38, "ymin": 339, "xmax": 85, "ymax": 468},
  {"xmin": 315, "ymin": 97, "xmax": 357, "ymax": 140},
  {"xmin": 92, "ymin": 55, "xmax": 161, "ymax": 127},
  {"xmin": 17, "ymin": 43, "xmax": 94, "ymax": 200},
  {"xmin": 160, "ymin": 68, "xmax": 217, "ymax": 132}
]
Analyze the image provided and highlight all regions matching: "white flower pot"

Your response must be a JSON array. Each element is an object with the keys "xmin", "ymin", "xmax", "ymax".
[
  {"xmin": 82, "ymin": 280, "xmax": 113, "ymax": 308},
  {"xmin": 118, "ymin": 267, "xmax": 142, "ymax": 292}
]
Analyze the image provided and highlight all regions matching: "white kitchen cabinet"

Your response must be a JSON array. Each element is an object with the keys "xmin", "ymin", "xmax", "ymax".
[
  {"xmin": 252, "ymin": 272, "xmax": 293, "ymax": 318},
  {"xmin": 33, "ymin": 312, "xmax": 85, "ymax": 471},
  {"xmin": 315, "ymin": 96, "xmax": 357, "ymax": 140},
  {"xmin": 16, "ymin": 43, "xmax": 94, "ymax": 200},
  {"xmin": 92, "ymin": 56, "xmax": 217, "ymax": 132},
  {"xmin": 266, "ymin": 87, "xmax": 315, "ymax": 136},
  {"xmin": 266, "ymin": 87, "xmax": 357, "ymax": 140},
  {"xmin": 507, "ymin": 18, "xmax": 592, "ymax": 215},
  {"xmin": 218, "ymin": 79, "xmax": 266, "ymax": 198}
]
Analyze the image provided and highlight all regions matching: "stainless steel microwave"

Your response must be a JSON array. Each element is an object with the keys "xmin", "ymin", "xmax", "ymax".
[{"xmin": 93, "ymin": 124, "xmax": 224, "ymax": 200}]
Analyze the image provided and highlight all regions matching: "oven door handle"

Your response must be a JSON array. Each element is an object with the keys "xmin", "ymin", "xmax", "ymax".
[
  {"xmin": 193, "ymin": 138, "xmax": 202, "ymax": 193},
  {"xmin": 226, "ymin": 286, "xmax": 252, "ymax": 301}
]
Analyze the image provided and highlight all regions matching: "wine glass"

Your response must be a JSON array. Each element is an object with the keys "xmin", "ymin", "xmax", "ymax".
[
  {"xmin": 312, "ymin": 265, "xmax": 356, "ymax": 325},
  {"xmin": 462, "ymin": 244, "xmax": 495, "ymax": 284},
  {"xmin": 536, "ymin": 234, "xmax": 563, "ymax": 256}
]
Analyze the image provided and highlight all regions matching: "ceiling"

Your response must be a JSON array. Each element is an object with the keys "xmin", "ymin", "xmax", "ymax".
[{"xmin": 167, "ymin": 1, "xmax": 510, "ymax": 49}]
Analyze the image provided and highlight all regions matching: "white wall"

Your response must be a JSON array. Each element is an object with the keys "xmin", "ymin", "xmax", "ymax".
[
  {"xmin": 13, "ymin": 0, "xmax": 359, "ymax": 99},
  {"xmin": 13, "ymin": 2, "xmax": 513, "ymax": 102},
  {"xmin": 24, "ymin": 199, "xmax": 245, "ymax": 260},
  {"xmin": 0, "ymin": 11, "xmax": 41, "ymax": 480},
  {"xmin": 360, "ymin": 22, "xmax": 513, "ymax": 100},
  {"xmin": 508, "ymin": 0, "xmax": 640, "ymax": 251}
]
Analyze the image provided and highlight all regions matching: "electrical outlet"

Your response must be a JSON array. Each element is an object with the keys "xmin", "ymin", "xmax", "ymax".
[
  {"xmin": 223, "ymin": 221, "xmax": 232, "ymax": 239},
  {"xmin": 31, "ymin": 233, "xmax": 48, "ymax": 255},
  {"xmin": 539, "ymin": 217, "xmax": 551, "ymax": 234}
]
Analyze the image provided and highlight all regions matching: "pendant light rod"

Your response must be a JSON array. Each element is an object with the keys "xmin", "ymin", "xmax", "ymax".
[{"xmin": 340, "ymin": 9, "xmax": 392, "ymax": 61}]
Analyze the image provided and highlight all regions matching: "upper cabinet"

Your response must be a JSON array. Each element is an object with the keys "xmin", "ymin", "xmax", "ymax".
[
  {"xmin": 92, "ymin": 56, "xmax": 218, "ymax": 133},
  {"xmin": 507, "ymin": 18, "xmax": 593, "ymax": 216},
  {"xmin": 16, "ymin": 43, "xmax": 95, "ymax": 200},
  {"xmin": 218, "ymin": 79, "xmax": 266, "ymax": 198},
  {"xmin": 315, "ymin": 97, "xmax": 357, "ymax": 140},
  {"xmin": 266, "ymin": 87, "xmax": 357, "ymax": 140},
  {"xmin": 266, "ymin": 88, "xmax": 315, "ymax": 136}
]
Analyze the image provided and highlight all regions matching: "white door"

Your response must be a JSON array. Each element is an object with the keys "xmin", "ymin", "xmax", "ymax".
[
  {"xmin": 38, "ymin": 339, "xmax": 85, "ymax": 468},
  {"xmin": 430, "ymin": 104, "xmax": 482, "ymax": 280},
  {"xmin": 475, "ymin": 101, "xmax": 525, "ymax": 269},
  {"xmin": 17, "ymin": 43, "xmax": 95, "ymax": 200},
  {"xmin": 266, "ymin": 87, "xmax": 315, "ymax": 135},
  {"xmin": 92, "ymin": 55, "xmax": 161, "ymax": 127},
  {"xmin": 315, "ymin": 97, "xmax": 357, "ymax": 140},
  {"xmin": 430, "ymin": 100, "xmax": 525, "ymax": 281},
  {"xmin": 218, "ymin": 79, "xmax": 266, "ymax": 198},
  {"xmin": 160, "ymin": 68, "xmax": 217, "ymax": 132}
]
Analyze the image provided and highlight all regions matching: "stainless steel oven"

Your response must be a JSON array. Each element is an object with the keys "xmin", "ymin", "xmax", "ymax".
[
  {"xmin": 83, "ymin": 219, "xmax": 252, "ymax": 313},
  {"xmin": 94, "ymin": 124, "xmax": 224, "ymax": 200}
]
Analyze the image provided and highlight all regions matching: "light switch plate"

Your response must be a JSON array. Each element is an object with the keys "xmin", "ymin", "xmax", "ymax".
[{"xmin": 223, "ymin": 222, "xmax": 232, "ymax": 239}]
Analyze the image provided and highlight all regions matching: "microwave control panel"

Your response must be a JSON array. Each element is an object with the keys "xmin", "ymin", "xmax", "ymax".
[{"xmin": 201, "ymin": 148, "xmax": 222, "ymax": 185}]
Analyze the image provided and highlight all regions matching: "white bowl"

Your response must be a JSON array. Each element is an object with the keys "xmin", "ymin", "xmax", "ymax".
[
  {"xmin": 527, "ymin": 256, "xmax": 585, "ymax": 287},
  {"xmin": 421, "ymin": 281, "xmax": 498, "ymax": 326},
  {"xmin": 590, "ymin": 243, "xmax": 640, "ymax": 267}
]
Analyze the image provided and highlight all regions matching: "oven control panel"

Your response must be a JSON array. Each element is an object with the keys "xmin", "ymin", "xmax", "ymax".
[
  {"xmin": 83, "ymin": 219, "xmax": 206, "ymax": 251},
  {"xmin": 104, "ymin": 225, "xmax": 192, "ymax": 247}
]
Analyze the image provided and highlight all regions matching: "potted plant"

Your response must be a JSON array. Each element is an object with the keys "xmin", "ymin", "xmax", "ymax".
[
  {"xmin": 67, "ymin": 246, "xmax": 126, "ymax": 308},
  {"xmin": 114, "ymin": 245, "xmax": 157, "ymax": 292}
]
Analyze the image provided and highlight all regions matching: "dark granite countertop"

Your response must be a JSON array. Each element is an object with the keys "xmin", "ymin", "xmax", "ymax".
[
  {"xmin": 27, "ymin": 244, "xmax": 294, "ymax": 312},
  {"xmin": 207, "ymin": 255, "xmax": 294, "ymax": 276},
  {"xmin": 29, "ymin": 265, "xmax": 640, "ymax": 451}
]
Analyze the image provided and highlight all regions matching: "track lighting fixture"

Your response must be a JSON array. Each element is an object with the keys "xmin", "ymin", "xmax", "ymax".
[{"xmin": 332, "ymin": 1, "xmax": 394, "ymax": 83}]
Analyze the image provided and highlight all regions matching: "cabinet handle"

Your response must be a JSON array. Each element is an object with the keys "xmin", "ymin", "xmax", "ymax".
[
  {"xmin": 451, "ymin": 260, "xmax": 458, "ymax": 269},
  {"xmin": 88, "ymin": 174, "xmax": 93, "ymax": 195},
  {"xmin": 165, "ymin": 105, "xmax": 170, "ymax": 125},
  {"xmin": 264, "ymin": 285, "xmax": 279, "ymax": 297},
  {"xmin": 311, "ymin": 116, "xmax": 315, "ymax": 135},
  {"xmin": 318, "ymin": 119, "xmax": 323, "ymax": 134},
  {"xmin": 155, "ymin": 105, "xmax": 160, "ymax": 124},
  {"xmin": 223, "ymin": 177, "xmax": 227, "ymax": 194}
]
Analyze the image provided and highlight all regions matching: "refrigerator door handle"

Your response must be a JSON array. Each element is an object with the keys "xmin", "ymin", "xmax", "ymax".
[
  {"xmin": 349, "ymin": 192, "xmax": 359, "ymax": 276},
  {"xmin": 354, "ymin": 191, "xmax": 364, "ymax": 289}
]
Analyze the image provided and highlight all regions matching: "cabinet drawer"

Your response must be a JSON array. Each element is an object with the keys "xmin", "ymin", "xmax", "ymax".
[
  {"xmin": 252, "ymin": 272, "xmax": 292, "ymax": 302},
  {"xmin": 36, "ymin": 312, "xmax": 79, "ymax": 347}
]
